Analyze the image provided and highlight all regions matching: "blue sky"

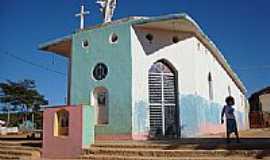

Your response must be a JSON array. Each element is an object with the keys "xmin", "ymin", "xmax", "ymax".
[{"xmin": 0, "ymin": 0, "xmax": 270, "ymax": 105}]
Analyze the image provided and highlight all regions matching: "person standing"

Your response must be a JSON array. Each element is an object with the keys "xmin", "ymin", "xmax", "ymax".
[{"xmin": 221, "ymin": 96, "xmax": 240, "ymax": 143}]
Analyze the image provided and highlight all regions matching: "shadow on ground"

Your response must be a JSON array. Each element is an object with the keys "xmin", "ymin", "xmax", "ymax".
[{"xmin": 0, "ymin": 136, "xmax": 42, "ymax": 147}]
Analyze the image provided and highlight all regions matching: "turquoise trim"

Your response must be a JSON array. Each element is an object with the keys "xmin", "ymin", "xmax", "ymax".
[{"xmin": 82, "ymin": 105, "xmax": 95, "ymax": 148}]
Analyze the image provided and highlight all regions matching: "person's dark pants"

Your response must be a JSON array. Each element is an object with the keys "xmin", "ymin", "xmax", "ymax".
[{"xmin": 226, "ymin": 119, "xmax": 240, "ymax": 142}]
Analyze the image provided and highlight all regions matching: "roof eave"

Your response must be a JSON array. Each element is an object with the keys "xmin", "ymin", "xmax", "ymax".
[
  {"xmin": 132, "ymin": 13, "xmax": 247, "ymax": 93},
  {"xmin": 38, "ymin": 35, "xmax": 72, "ymax": 58}
]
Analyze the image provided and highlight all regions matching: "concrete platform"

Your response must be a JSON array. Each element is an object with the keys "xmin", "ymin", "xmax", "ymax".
[{"xmin": 82, "ymin": 129, "xmax": 270, "ymax": 160}]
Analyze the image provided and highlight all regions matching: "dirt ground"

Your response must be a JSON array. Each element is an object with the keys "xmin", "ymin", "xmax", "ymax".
[
  {"xmin": 202, "ymin": 128, "xmax": 270, "ymax": 138},
  {"xmin": 239, "ymin": 128, "xmax": 270, "ymax": 137}
]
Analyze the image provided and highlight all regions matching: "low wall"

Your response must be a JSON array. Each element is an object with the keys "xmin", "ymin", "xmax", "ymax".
[
  {"xmin": 250, "ymin": 111, "xmax": 264, "ymax": 128},
  {"xmin": 250, "ymin": 111, "xmax": 270, "ymax": 128},
  {"xmin": 42, "ymin": 105, "xmax": 95, "ymax": 159},
  {"xmin": 0, "ymin": 127, "xmax": 18, "ymax": 135}
]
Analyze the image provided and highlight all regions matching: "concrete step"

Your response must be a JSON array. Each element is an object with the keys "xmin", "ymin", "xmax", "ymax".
[
  {"xmin": 0, "ymin": 150, "xmax": 34, "ymax": 156},
  {"xmin": 0, "ymin": 145, "xmax": 41, "ymax": 152},
  {"xmin": 91, "ymin": 143, "xmax": 169, "ymax": 149},
  {"xmin": 80, "ymin": 154, "xmax": 267, "ymax": 160},
  {"xmin": 0, "ymin": 152, "xmax": 40, "ymax": 160},
  {"xmin": 0, "ymin": 142, "xmax": 24, "ymax": 146},
  {"xmin": 0, "ymin": 155, "xmax": 37, "ymax": 160},
  {"xmin": 0, "ymin": 140, "xmax": 41, "ymax": 159},
  {"xmin": 0, "ymin": 154, "xmax": 20, "ymax": 160},
  {"xmin": 85, "ymin": 148, "xmax": 263, "ymax": 158},
  {"xmin": 0, "ymin": 141, "xmax": 42, "ymax": 147},
  {"xmin": 85, "ymin": 140, "xmax": 270, "ymax": 160},
  {"xmin": 92, "ymin": 140, "xmax": 270, "ymax": 150}
]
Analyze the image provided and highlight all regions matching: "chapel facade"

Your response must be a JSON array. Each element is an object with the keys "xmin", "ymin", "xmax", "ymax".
[{"xmin": 40, "ymin": 13, "xmax": 249, "ymax": 158}]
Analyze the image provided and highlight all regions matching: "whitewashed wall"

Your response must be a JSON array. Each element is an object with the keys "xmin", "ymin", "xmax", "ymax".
[
  {"xmin": 194, "ymin": 39, "xmax": 246, "ymax": 112},
  {"xmin": 131, "ymin": 26, "xmax": 248, "ymax": 139}
]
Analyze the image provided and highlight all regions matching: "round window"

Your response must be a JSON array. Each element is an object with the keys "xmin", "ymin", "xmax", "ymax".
[
  {"xmin": 109, "ymin": 33, "xmax": 118, "ymax": 44},
  {"xmin": 82, "ymin": 40, "xmax": 89, "ymax": 48},
  {"xmin": 93, "ymin": 63, "xmax": 108, "ymax": 81},
  {"xmin": 145, "ymin": 33, "xmax": 154, "ymax": 42}
]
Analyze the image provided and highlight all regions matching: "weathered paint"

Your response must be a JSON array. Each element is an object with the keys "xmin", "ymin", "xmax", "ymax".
[
  {"xmin": 130, "ymin": 23, "xmax": 249, "ymax": 138},
  {"xmin": 180, "ymin": 94, "xmax": 224, "ymax": 137},
  {"xmin": 132, "ymin": 101, "xmax": 149, "ymax": 140},
  {"xmin": 131, "ymin": 94, "xmax": 247, "ymax": 139},
  {"xmin": 70, "ymin": 22, "xmax": 133, "ymax": 137}
]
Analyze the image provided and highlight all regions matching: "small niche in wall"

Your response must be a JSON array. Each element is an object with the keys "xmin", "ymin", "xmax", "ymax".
[
  {"xmin": 109, "ymin": 33, "xmax": 118, "ymax": 44},
  {"xmin": 172, "ymin": 36, "xmax": 180, "ymax": 43},
  {"xmin": 208, "ymin": 72, "xmax": 214, "ymax": 101},
  {"xmin": 54, "ymin": 109, "xmax": 69, "ymax": 137},
  {"xmin": 145, "ymin": 33, "xmax": 154, "ymax": 43},
  {"xmin": 205, "ymin": 48, "xmax": 208, "ymax": 54},
  {"xmin": 228, "ymin": 86, "xmax": 232, "ymax": 96},
  {"xmin": 197, "ymin": 42, "xmax": 201, "ymax": 51},
  {"xmin": 82, "ymin": 40, "xmax": 89, "ymax": 48}
]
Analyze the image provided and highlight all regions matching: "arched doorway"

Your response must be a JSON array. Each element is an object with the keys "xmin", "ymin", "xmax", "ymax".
[
  {"xmin": 92, "ymin": 87, "xmax": 109, "ymax": 125},
  {"xmin": 148, "ymin": 60, "xmax": 179, "ymax": 138},
  {"xmin": 54, "ymin": 109, "xmax": 69, "ymax": 136}
]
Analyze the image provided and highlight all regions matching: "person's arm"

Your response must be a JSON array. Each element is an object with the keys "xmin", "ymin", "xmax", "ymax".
[{"xmin": 221, "ymin": 106, "xmax": 225, "ymax": 124}]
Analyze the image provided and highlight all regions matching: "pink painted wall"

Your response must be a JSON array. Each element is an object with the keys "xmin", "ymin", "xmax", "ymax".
[
  {"xmin": 42, "ymin": 105, "xmax": 83, "ymax": 159},
  {"xmin": 199, "ymin": 123, "xmax": 225, "ymax": 135},
  {"xmin": 95, "ymin": 133, "xmax": 132, "ymax": 141},
  {"xmin": 132, "ymin": 132, "xmax": 149, "ymax": 140}
]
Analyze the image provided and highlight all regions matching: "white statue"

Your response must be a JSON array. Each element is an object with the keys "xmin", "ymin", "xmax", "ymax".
[{"xmin": 97, "ymin": 0, "xmax": 117, "ymax": 23}]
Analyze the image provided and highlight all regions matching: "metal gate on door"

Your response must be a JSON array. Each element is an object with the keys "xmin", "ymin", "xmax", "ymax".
[{"xmin": 149, "ymin": 61, "xmax": 178, "ymax": 137}]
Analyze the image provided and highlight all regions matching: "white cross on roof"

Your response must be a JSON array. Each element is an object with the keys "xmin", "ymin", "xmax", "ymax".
[{"xmin": 75, "ymin": 5, "xmax": 90, "ymax": 30}]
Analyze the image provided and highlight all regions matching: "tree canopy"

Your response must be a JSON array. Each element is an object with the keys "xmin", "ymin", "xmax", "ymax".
[{"xmin": 0, "ymin": 79, "xmax": 48, "ymax": 112}]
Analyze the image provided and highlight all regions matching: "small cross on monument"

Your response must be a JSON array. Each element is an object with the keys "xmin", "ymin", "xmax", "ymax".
[{"xmin": 75, "ymin": 5, "xmax": 90, "ymax": 30}]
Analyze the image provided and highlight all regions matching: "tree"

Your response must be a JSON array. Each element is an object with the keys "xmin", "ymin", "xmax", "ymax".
[
  {"xmin": 0, "ymin": 80, "xmax": 21, "ymax": 126},
  {"xmin": 0, "ymin": 79, "xmax": 48, "ymax": 127}
]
